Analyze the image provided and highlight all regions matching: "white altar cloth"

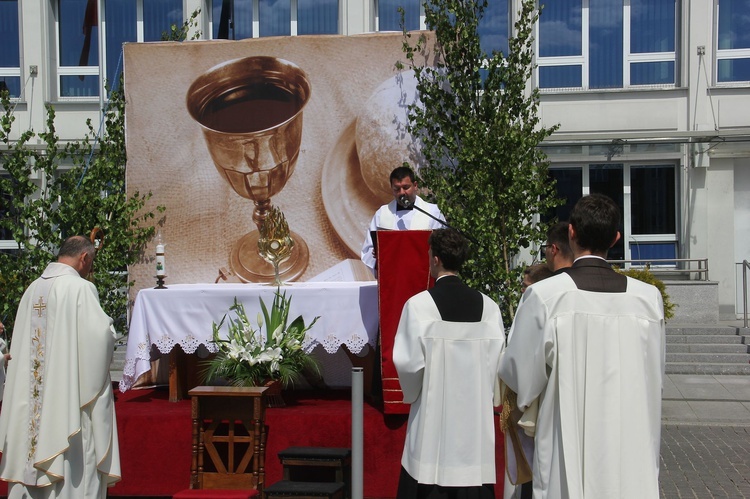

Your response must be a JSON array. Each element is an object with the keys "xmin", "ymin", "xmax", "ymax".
[{"xmin": 119, "ymin": 282, "xmax": 379, "ymax": 392}]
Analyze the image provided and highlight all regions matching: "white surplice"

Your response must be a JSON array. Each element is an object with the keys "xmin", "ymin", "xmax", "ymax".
[
  {"xmin": 0, "ymin": 263, "xmax": 121, "ymax": 498},
  {"xmin": 498, "ymin": 268, "xmax": 665, "ymax": 499},
  {"xmin": 360, "ymin": 195, "xmax": 445, "ymax": 272},
  {"xmin": 394, "ymin": 289, "xmax": 504, "ymax": 487}
]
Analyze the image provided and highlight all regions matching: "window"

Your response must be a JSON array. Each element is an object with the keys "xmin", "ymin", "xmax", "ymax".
[
  {"xmin": 376, "ymin": 1, "xmax": 509, "ymax": 57},
  {"xmin": 57, "ymin": 0, "xmax": 183, "ymax": 99},
  {"xmin": 537, "ymin": 0, "xmax": 677, "ymax": 90},
  {"xmin": 0, "ymin": 172, "xmax": 20, "ymax": 254},
  {"xmin": 0, "ymin": 0, "xmax": 21, "ymax": 98},
  {"xmin": 377, "ymin": 0, "xmax": 420, "ymax": 31},
  {"xmin": 547, "ymin": 162, "xmax": 678, "ymax": 262},
  {"xmin": 716, "ymin": 0, "xmax": 750, "ymax": 83},
  {"xmin": 211, "ymin": 0, "xmax": 339, "ymax": 39}
]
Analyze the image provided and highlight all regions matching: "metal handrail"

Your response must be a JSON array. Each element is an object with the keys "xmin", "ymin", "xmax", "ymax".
[
  {"xmin": 743, "ymin": 260, "xmax": 749, "ymax": 329},
  {"xmin": 606, "ymin": 258, "xmax": 709, "ymax": 281}
]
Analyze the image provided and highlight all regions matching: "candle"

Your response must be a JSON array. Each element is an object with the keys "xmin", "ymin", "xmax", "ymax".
[{"xmin": 155, "ymin": 232, "xmax": 166, "ymax": 277}]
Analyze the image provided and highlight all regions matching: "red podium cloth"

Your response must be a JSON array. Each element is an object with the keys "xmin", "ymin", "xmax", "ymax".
[{"xmin": 376, "ymin": 230, "xmax": 434, "ymax": 414}]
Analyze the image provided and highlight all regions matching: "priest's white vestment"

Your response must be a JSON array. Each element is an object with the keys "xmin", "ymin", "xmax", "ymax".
[
  {"xmin": 360, "ymin": 195, "xmax": 445, "ymax": 272},
  {"xmin": 0, "ymin": 262, "xmax": 121, "ymax": 498},
  {"xmin": 394, "ymin": 280, "xmax": 504, "ymax": 487},
  {"xmin": 498, "ymin": 259, "xmax": 665, "ymax": 499}
]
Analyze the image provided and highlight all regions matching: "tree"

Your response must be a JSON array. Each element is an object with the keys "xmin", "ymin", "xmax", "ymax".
[
  {"xmin": 0, "ymin": 12, "xmax": 200, "ymax": 337},
  {"xmin": 399, "ymin": 0, "xmax": 559, "ymax": 324}
]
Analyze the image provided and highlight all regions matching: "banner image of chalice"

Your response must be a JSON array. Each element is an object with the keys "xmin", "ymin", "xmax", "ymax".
[{"xmin": 186, "ymin": 56, "xmax": 310, "ymax": 283}]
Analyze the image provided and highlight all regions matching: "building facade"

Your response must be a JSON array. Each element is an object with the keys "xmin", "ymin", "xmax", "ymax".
[{"xmin": 2, "ymin": 0, "xmax": 749, "ymax": 319}]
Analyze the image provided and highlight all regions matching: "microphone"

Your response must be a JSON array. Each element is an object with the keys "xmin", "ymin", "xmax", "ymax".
[{"xmin": 399, "ymin": 195, "xmax": 412, "ymax": 208}]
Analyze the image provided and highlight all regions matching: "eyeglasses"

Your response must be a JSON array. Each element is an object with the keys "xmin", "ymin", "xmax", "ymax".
[{"xmin": 539, "ymin": 244, "xmax": 552, "ymax": 260}]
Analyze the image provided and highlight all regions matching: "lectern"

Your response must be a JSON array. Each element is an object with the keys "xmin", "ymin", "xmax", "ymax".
[{"xmin": 376, "ymin": 230, "xmax": 434, "ymax": 414}]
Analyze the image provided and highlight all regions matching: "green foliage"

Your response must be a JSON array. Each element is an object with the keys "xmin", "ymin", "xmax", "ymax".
[
  {"xmin": 615, "ymin": 267, "xmax": 677, "ymax": 320},
  {"xmin": 0, "ymin": 7, "xmax": 206, "ymax": 337},
  {"xmin": 0, "ymin": 86, "xmax": 161, "ymax": 337},
  {"xmin": 203, "ymin": 290, "xmax": 320, "ymax": 388},
  {"xmin": 399, "ymin": 0, "xmax": 560, "ymax": 324},
  {"xmin": 161, "ymin": 8, "xmax": 201, "ymax": 41}
]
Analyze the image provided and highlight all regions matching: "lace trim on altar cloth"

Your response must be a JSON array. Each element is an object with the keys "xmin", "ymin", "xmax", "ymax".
[
  {"xmin": 118, "ymin": 336, "xmax": 220, "ymax": 392},
  {"xmin": 303, "ymin": 332, "xmax": 375, "ymax": 355}
]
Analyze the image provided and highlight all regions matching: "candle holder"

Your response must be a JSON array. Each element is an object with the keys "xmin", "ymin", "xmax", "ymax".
[{"xmin": 155, "ymin": 275, "xmax": 168, "ymax": 289}]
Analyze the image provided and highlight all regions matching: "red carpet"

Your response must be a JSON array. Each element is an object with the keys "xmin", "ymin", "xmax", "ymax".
[{"xmin": 0, "ymin": 386, "xmax": 506, "ymax": 498}]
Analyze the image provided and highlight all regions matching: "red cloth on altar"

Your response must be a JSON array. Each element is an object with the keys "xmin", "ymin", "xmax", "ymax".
[{"xmin": 376, "ymin": 230, "xmax": 434, "ymax": 414}]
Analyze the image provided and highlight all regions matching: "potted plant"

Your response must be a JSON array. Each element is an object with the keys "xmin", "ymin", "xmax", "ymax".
[{"xmin": 202, "ymin": 289, "xmax": 320, "ymax": 392}]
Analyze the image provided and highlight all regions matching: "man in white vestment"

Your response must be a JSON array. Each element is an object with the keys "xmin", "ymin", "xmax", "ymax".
[
  {"xmin": 394, "ymin": 229, "xmax": 504, "ymax": 499},
  {"xmin": 498, "ymin": 194, "xmax": 665, "ymax": 498},
  {"xmin": 0, "ymin": 236, "xmax": 121, "ymax": 498},
  {"xmin": 361, "ymin": 165, "xmax": 446, "ymax": 275}
]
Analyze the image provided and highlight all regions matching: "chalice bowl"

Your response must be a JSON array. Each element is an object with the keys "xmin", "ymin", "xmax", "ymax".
[{"xmin": 186, "ymin": 56, "xmax": 310, "ymax": 283}]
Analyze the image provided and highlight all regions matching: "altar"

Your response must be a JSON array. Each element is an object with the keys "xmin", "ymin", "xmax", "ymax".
[{"xmin": 120, "ymin": 282, "xmax": 379, "ymax": 399}]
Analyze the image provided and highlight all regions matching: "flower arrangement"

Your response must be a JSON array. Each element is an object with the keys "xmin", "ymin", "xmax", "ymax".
[{"xmin": 203, "ymin": 289, "xmax": 320, "ymax": 388}]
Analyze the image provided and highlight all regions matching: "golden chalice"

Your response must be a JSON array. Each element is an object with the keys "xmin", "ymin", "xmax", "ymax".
[{"xmin": 186, "ymin": 56, "xmax": 310, "ymax": 283}]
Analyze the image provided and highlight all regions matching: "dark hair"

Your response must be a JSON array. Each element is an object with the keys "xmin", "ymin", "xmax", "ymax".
[
  {"xmin": 546, "ymin": 221, "xmax": 573, "ymax": 260},
  {"xmin": 428, "ymin": 228, "xmax": 469, "ymax": 272},
  {"xmin": 390, "ymin": 165, "xmax": 416, "ymax": 183},
  {"xmin": 58, "ymin": 235, "xmax": 95, "ymax": 259},
  {"xmin": 524, "ymin": 263, "xmax": 554, "ymax": 284},
  {"xmin": 569, "ymin": 194, "xmax": 621, "ymax": 253}
]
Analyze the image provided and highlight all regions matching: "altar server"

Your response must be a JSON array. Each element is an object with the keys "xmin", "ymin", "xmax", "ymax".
[
  {"xmin": 0, "ymin": 235, "xmax": 121, "ymax": 498},
  {"xmin": 498, "ymin": 194, "xmax": 665, "ymax": 498},
  {"xmin": 394, "ymin": 228, "xmax": 504, "ymax": 498}
]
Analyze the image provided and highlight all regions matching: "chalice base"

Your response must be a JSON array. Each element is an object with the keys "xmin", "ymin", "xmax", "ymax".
[{"xmin": 229, "ymin": 230, "xmax": 309, "ymax": 284}]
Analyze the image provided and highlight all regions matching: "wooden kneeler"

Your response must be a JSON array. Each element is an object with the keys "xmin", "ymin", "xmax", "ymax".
[{"xmin": 173, "ymin": 386, "xmax": 276, "ymax": 499}]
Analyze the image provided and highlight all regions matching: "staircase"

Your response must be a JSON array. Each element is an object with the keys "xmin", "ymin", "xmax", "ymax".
[{"xmin": 666, "ymin": 324, "xmax": 750, "ymax": 375}]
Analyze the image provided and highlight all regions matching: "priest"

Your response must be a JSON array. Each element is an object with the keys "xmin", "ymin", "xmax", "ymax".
[
  {"xmin": 0, "ymin": 235, "xmax": 121, "ymax": 498},
  {"xmin": 360, "ymin": 165, "xmax": 445, "ymax": 275},
  {"xmin": 393, "ymin": 228, "xmax": 504, "ymax": 498},
  {"xmin": 498, "ymin": 194, "xmax": 665, "ymax": 498}
]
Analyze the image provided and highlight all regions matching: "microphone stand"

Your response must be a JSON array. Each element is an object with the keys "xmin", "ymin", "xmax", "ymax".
[{"xmin": 400, "ymin": 196, "xmax": 480, "ymax": 246}]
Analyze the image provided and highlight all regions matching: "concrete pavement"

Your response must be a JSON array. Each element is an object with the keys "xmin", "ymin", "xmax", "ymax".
[{"xmin": 660, "ymin": 374, "xmax": 750, "ymax": 498}]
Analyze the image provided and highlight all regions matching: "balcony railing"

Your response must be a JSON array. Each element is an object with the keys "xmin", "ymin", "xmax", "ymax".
[{"xmin": 606, "ymin": 258, "xmax": 709, "ymax": 281}]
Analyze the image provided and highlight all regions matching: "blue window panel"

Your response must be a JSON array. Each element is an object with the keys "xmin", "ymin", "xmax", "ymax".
[
  {"xmin": 260, "ymin": 0, "xmax": 291, "ymax": 37},
  {"xmin": 213, "ymin": 0, "xmax": 253, "ymax": 40},
  {"xmin": 539, "ymin": 0, "xmax": 582, "ymax": 57},
  {"xmin": 298, "ymin": 0, "xmax": 338, "ymax": 35},
  {"xmin": 589, "ymin": 0, "xmax": 623, "ymax": 89},
  {"xmin": 143, "ymin": 0, "xmax": 183, "ymax": 41},
  {"xmin": 0, "ymin": 77, "xmax": 20, "ymax": 97},
  {"xmin": 631, "ymin": 165, "xmax": 675, "ymax": 234},
  {"xmin": 478, "ymin": 0, "xmax": 509, "ymax": 56},
  {"xmin": 630, "ymin": 0, "xmax": 675, "ymax": 53},
  {"xmin": 718, "ymin": 0, "xmax": 750, "ymax": 50},
  {"xmin": 0, "ymin": 0, "xmax": 19, "ymax": 68},
  {"xmin": 546, "ymin": 167, "xmax": 582, "ymax": 222},
  {"xmin": 629, "ymin": 242, "xmax": 676, "ymax": 262},
  {"xmin": 630, "ymin": 61, "xmax": 674, "ymax": 85},
  {"xmin": 59, "ymin": 0, "xmax": 99, "ymax": 67},
  {"xmin": 540, "ymin": 65, "xmax": 582, "ymax": 88},
  {"xmin": 60, "ymin": 75, "xmax": 99, "ymax": 97},
  {"xmin": 590, "ymin": 164, "xmax": 624, "ymax": 260},
  {"xmin": 104, "ymin": 0, "xmax": 136, "ymax": 91},
  {"xmin": 718, "ymin": 58, "xmax": 750, "ymax": 82},
  {"xmin": 379, "ymin": 0, "xmax": 420, "ymax": 32}
]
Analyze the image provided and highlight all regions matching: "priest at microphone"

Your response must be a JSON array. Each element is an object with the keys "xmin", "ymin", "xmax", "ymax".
[{"xmin": 360, "ymin": 165, "xmax": 446, "ymax": 276}]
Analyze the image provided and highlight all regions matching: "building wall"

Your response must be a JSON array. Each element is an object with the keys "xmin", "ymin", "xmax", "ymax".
[{"xmin": 4, "ymin": 0, "xmax": 750, "ymax": 317}]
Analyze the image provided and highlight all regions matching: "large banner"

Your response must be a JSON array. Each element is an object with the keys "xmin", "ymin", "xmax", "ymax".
[{"xmin": 124, "ymin": 33, "xmax": 436, "ymax": 293}]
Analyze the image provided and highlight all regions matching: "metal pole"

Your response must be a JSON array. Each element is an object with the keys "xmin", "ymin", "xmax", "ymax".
[
  {"xmin": 743, "ymin": 260, "xmax": 748, "ymax": 329},
  {"xmin": 351, "ymin": 367, "xmax": 364, "ymax": 499}
]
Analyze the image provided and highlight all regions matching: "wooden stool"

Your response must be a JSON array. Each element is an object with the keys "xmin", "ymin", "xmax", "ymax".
[
  {"xmin": 263, "ymin": 481, "xmax": 344, "ymax": 499},
  {"xmin": 277, "ymin": 447, "xmax": 351, "ymax": 498}
]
